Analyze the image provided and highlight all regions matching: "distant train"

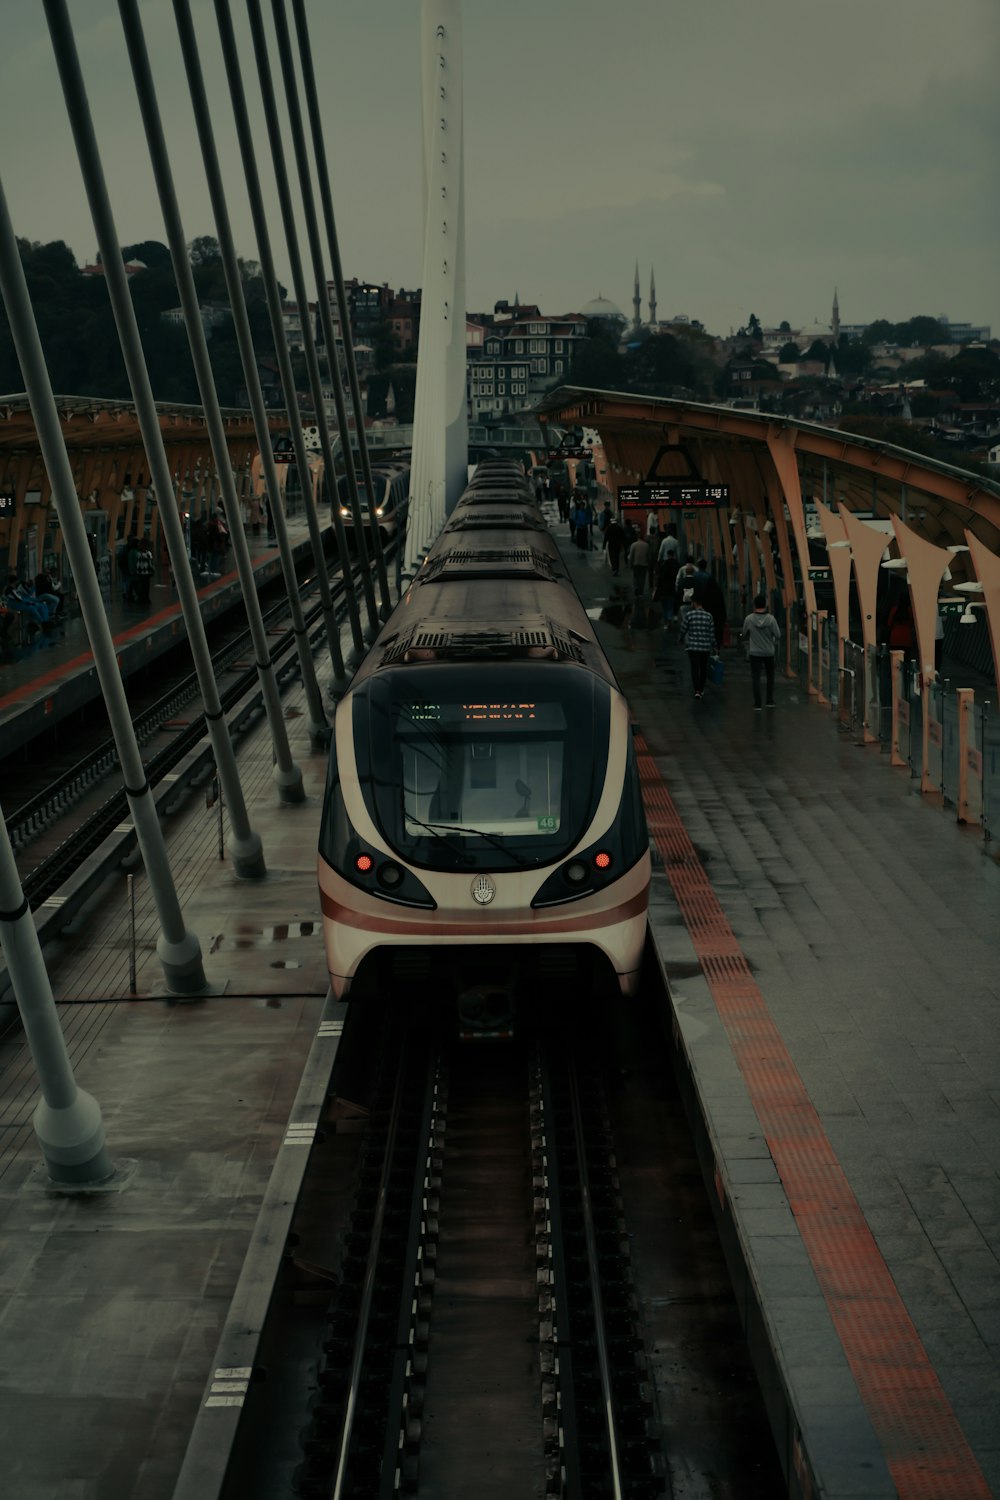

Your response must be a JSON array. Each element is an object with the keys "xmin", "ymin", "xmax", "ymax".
[
  {"xmin": 318, "ymin": 459, "xmax": 650, "ymax": 1030},
  {"xmin": 336, "ymin": 461, "xmax": 410, "ymax": 544}
]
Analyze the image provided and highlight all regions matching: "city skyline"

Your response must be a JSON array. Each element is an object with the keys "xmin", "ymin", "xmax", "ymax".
[{"xmin": 1, "ymin": 0, "xmax": 997, "ymax": 343}]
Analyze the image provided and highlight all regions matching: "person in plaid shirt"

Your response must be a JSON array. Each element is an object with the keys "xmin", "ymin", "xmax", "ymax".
[{"xmin": 681, "ymin": 595, "xmax": 716, "ymax": 699}]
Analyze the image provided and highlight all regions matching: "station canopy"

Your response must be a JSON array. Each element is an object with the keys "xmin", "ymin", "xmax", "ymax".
[{"xmin": 535, "ymin": 385, "xmax": 1000, "ymax": 555}]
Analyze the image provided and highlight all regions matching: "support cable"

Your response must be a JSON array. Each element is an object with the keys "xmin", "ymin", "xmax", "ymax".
[
  {"xmin": 117, "ymin": 0, "xmax": 324, "ymax": 764},
  {"xmin": 0, "ymin": 168, "xmax": 207, "ymax": 995},
  {"xmin": 210, "ymin": 0, "xmax": 362, "ymax": 674},
  {"xmin": 243, "ymin": 0, "xmax": 380, "ymax": 642},
  {"xmin": 42, "ymin": 0, "xmax": 278, "ymax": 873},
  {"xmin": 279, "ymin": 0, "xmax": 392, "ymax": 620}
]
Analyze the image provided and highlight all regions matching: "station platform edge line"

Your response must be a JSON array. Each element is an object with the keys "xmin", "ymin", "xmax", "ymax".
[
  {"xmin": 636, "ymin": 732, "xmax": 992, "ymax": 1498},
  {"xmin": 0, "ymin": 549, "xmax": 282, "ymax": 713}
]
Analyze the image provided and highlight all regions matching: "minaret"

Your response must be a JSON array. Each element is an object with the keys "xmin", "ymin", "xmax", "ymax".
[
  {"xmin": 632, "ymin": 260, "xmax": 641, "ymax": 331},
  {"xmin": 832, "ymin": 286, "xmax": 840, "ymax": 347},
  {"xmin": 649, "ymin": 267, "xmax": 657, "ymax": 327}
]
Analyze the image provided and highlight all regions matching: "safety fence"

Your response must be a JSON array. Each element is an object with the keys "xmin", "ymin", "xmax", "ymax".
[{"xmin": 799, "ymin": 612, "xmax": 997, "ymax": 842}]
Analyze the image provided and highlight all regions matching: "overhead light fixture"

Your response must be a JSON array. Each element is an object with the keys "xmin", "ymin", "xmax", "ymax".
[
  {"xmin": 829, "ymin": 539, "xmax": 850, "ymax": 550},
  {"xmin": 881, "ymin": 558, "xmax": 908, "ymax": 570},
  {"xmin": 947, "ymin": 544, "xmax": 970, "ymax": 554},
  {"xmin": 954, "ymin": 580, "xmax": 984, "ymax": 594}
]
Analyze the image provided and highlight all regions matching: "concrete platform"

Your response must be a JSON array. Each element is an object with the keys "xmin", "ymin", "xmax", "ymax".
[
  {"xmin": 0, "ymin": 662, "xmax": 335, "ymax": 1499},
  {"xmin": 0, "ymin": 516, "xmax": 333, "ymax": 756},
  {"xmin": 564, "ymin": 526, "xmax": 1000, "ymax": 1499}
]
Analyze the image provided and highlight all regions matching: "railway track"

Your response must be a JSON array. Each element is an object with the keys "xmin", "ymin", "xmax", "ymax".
[
  {"xmin": 294, "ymin": 1015, "xmax": 663, "ymax": 1499},
  {"xmin": 2, "ymin": 548, "xmax": 392, "ymax": 910}
]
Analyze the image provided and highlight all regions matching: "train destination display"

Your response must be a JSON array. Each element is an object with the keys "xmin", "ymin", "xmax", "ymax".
[{"xmin": 617, "ymin": 482, "xmax": 729, "ymax": 509}]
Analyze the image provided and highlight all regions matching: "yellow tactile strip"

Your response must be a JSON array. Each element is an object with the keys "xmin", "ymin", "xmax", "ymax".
[{"xmin": 637, "ymin": 736, "xmax": 991, "ymax": 1498}]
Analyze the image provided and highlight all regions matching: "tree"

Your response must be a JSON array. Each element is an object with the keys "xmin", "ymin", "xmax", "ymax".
[
  {"xmin": 862, "ymin": 319, "xmax": 896, "ymax": 347},
  {"xmin": 803, "ymin": 339, "xmax": 831, "ymax": 363},
  {"xmin": 779, "ymin": 320, "xmax": 791, "ymax": 333},
  {"xmin": 624, "ymin": 333, "xmax": 694, "ymax": 393},
  {"xmin": 121, "ymin": 240, "xmax": 172, "ymax": 271},
  {"xmin": 747, "ymin": 312, "xmax": 762, "ymax": 339},
  {"xmin": 831, "ymin": 333, "xmax": 870, "ymax": 377},
  {"xmin": 559, "ymin": 328, "xmax": 624, "ymax": 391},
  {"xmin": 778, "ymin": 341, "xmax": 799, "ymax": 363},
  {"xmin": 371, "ymin": 320, "xmax": 397, "ymax": 372},
  {"xmin": 187, "ymin": 234, "xmax": 221, "ymax": 266}
]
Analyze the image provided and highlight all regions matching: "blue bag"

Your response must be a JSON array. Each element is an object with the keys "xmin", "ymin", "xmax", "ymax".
[{"xmin": 707, "ymin": 655, "xmax": 724, "ymax": 686}]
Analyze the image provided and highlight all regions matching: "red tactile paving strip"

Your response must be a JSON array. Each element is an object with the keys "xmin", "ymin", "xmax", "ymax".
[{"xmin": 637, "ymin": 735, "xmax": 991, "ymax": 1498}]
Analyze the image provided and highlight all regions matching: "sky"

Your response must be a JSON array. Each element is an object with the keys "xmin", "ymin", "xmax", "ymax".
[{"xmin": 2, "ymin": 0, "xmax": 998, "ymax": 340}]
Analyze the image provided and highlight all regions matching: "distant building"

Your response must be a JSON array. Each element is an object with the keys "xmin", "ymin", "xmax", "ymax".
[{"xmin": 466, "ymin": 310, "xmax": 588, "ymax": 419}]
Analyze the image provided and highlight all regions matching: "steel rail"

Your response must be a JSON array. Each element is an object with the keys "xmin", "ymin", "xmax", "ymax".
[
  {"xmin": 330, "ymin": 1042, "xmax": 436, "ymax": 1500},
  {"xmin": 568, "ymin": 1058, "xmax": 626, "ymax": 1500}
]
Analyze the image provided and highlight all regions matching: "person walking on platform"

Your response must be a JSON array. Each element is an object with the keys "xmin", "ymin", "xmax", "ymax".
[
  {"xmin": 652, "ymin": 551, "xmax": 680, "ymax": 631},
  {"xmin": 698, "ymin": 568, "xmax": 728, "ymax": 652},
  {"xmin": 741, "ymin": 593, "xmax": 781, "ymax": 709},
  {"xmin": 572, "ymin": 496, "xmax": 590, "ymax": 551},
  {"xmin": 603, "ymin": 515, "xmax": 625, "ymax": 576},
  {"xmin": 675, "ymin": 559, "xmax": 698, "ymax": 628},
  {"xmin": 131, "ymin": 539, "xmax": 155, "ymax": 605},
  {"xmin": 628, "ymin": 533, "xmax": 651, "ymax": 596},
  {"xmin": 681, "ymin": 594, "xmax": 716, "ymax": 699},
  {"xmin": 657, "ymin": 523, "xmax": 679, "ymax": 563}
]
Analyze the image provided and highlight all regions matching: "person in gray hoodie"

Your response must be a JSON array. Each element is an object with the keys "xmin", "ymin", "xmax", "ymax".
[{"xmin": 741, "ymin": 593, "xmax": 782, "ymax": 709}]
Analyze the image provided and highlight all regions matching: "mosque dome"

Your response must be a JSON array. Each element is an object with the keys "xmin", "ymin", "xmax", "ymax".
[{"xmin": 581, "ymin": 294, "xmax": 626, "ymax": 322}]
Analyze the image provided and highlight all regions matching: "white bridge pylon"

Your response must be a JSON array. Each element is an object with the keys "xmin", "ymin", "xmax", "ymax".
[{"xmin": 403, "ymin": 0, "xmax": 468, "ymax": 581}]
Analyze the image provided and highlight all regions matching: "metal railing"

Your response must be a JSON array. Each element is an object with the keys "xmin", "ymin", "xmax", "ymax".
[{"xmin": 829, "ymin": 636, "xmax": 997, "ymax": 843}]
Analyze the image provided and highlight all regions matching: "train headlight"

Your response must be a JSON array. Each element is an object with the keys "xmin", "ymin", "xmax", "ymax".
[
  {"xmin": 340, "ymin": 506, "xmax": 349, "ymax": 517},
  {"xmin": 375, "ymin": 506, "xmax": 385, "ymax": 516},
  {"xmin": 377, "ymin": 861, "xmax": 404, "ymax": 889},
  {"xmin": 564, "ymin": 860, "xmax": 589, "ymax": 885}
]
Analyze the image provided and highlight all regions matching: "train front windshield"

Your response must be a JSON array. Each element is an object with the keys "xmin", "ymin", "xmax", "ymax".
[{"xmin": 359, "ymin": 666, "xmax": 610, "ymax": 871}]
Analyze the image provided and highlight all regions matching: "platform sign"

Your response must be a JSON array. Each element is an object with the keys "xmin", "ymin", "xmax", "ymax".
[
  {"xmin": 617, "ymin": 482, "xmax": 729, "ymax": 509},
  {"xmin": 808, "ymin": 567, "xmax": 831, "ymax": 581},
  {"xmin": 0, "ymin": 492, "xmax": 15, "ymax": 519}
]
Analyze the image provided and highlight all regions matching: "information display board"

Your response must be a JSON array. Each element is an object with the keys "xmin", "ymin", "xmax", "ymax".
[{"xmin": 617, "ymin": 482, "xmax": 729, "ymax": 509}]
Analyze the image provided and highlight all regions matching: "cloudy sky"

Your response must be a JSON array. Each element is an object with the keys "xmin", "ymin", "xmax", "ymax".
[{"xmin": 2, "ymin": 0, "xmax": 998, "ymax": 338}]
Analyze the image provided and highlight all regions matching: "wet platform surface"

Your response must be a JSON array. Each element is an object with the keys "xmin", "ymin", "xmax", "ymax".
[
  {"xmin": 0, "ymin": 517, "xmax": 997, "ymax": 1498},
  {"xmin": 566, "ymin": 526, "xmax": 1000, "ymax": 1498},
  {"xmin": 0, "ymin": 638, "xmax": 334, "ymax": 1498}
]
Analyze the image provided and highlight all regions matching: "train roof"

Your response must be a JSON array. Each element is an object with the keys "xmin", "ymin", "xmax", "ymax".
[{"xmin": 349, "ymin": 468, "xmax": 618, "ymax": 691}]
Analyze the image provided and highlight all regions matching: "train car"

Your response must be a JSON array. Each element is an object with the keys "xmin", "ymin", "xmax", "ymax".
[
  {"xmin": 336, "ymin": 462, "xmax": 411, "ymax": 543},
  {"xmin": 318, "ymin": 465, "xmax": 650, "ymax": 1030}
]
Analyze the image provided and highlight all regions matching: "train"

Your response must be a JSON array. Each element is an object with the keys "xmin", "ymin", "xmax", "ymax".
[
  {"xmin": 336, "ymin": 459, "xmax": 411, "ymax": 544},
  {"xmin": 317, "ymin": 458, "xmax": 650, "ymax": 1031}
]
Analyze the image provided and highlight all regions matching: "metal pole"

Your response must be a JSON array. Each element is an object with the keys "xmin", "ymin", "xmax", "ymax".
[
  {"xmin": 278, "ymin": 0, "xmax": 392, "ymax": 619},
  {"xmin": 0, "ymin": 809, "xmax": 114, "ymax": 1184},
  {"xmin": 117, "ymin": 0, "xmax": 324, "ymax": 765},
  {"xmin": 173, "ymin": 0, "xmax": 347, "ymax": 698},
  {"xmin": 127, "ymin": 874, "xmax": 137, "ymax": 996},
  {"xmin": 212, "ymin": 0, "xmax": 364, "ymax": 674},
  {"xmin": 43, "ymin": 0, "xmax": 285, "ymax": 866},
  {"xmin": 218, "ymin": 781, "xmax": 225, "ymax": 862},
  {"xmin": 0, "ymin": 180, "xmax": 206, "ymax": 997},
  {"xmin": 243, "ymin": 0, "xmax": 379, "ymax": 644}
]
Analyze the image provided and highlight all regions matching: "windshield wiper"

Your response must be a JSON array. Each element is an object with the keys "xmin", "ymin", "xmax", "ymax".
[
  {"xmin": 416, "ymin": 820, "xmax": 527, "ymax": 866},
  {"xmin": 404, "ymin": 813, "xmax": 474, "ymax": 865}
]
